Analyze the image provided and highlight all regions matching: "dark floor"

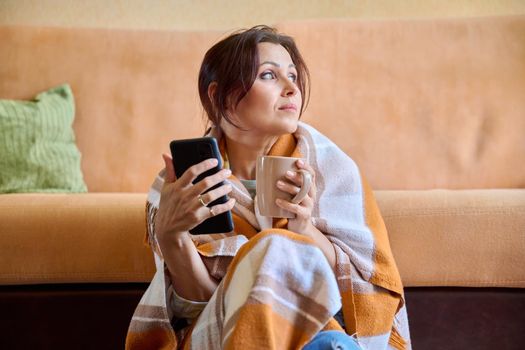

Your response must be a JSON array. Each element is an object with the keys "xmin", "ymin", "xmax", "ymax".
[{"xmin": 0, "ymin": 284, "xmax": 524, "ymax": 349}]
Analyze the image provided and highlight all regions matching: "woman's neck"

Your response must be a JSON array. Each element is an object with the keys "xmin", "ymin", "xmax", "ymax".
[{"xmin": 224, "ymin": 134, "xmax": 277, "ymax": 180}]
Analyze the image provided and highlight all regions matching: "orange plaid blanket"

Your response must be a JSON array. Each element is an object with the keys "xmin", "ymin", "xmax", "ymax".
[{"xmin": 126, "ymin": 122, "xmax": 411, "ymax": 349}]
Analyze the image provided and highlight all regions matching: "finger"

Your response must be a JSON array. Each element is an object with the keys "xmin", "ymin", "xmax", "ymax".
[
  {"xmin": 308, "ymin": 182, "xmax": 317, "ymax": 198},
  {"xmin": 178, "ymin": 158, "xmax": 218, "ymax": 187},
  {"xmin": 209, "ymin": 198, "xmax": 236, "ymax": 218},
  {"xmin": 285, "ymin": 170, "xmax": 303, "ymax": 186},
  {"xmin": 185, "ymin": 205, "xmax": 215, "ymax": 232},
  {"xmin": 192, "ymin": 168, "xmax": 232, "ymax": 197},
  {"xmin": 296, "ymin": 159, "xmax": 316, "ymax": 181},
  {"xmin": 276, "ymin": 180, "xmax": 300, "ymax": 196},
  {"xmin": 295, "ymin": 160, "xmax": 317, "ymax": 197},
  {"xmin": 162, "ymin": 153, "xmax": 177, "ymax": 183},
  {"xmin": 285, "ymin": 192, "xmax": 314, "ymax": 210},
  {"xmin": 275, "ymin": 198, "xmax": 305, "ymax": 215},
  {"xmin": 196, "ymin": 183, "xmax": 233, "ymax": 208},
  {"xmin": 296, "ymin": 158, "xmax": 311, "ymax": 170}
]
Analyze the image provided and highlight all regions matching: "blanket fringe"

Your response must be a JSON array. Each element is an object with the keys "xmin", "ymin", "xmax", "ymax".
[
  {"xmin": 144, "ymin": 201, "xmax": 161, "ymax": 258},
  {"xmin": 388, "ymin": 326, "xmax": 407, "ymax": 350},
  {"xmin": 144, "ymin": 201, "xmax": 151, "ymax": 247}
]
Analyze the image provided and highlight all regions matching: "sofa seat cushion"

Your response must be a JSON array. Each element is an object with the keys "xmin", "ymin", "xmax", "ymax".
[
  {"xmin": 0, "ymin": 193, "xmax": 154, "ymax": 284},
  {"xmin": 378, "ymin": 189, "xmax": 525, "ymax": 287},
  {"xmin": 0, "ymin": 190, "xmax": 523, "ymax": 286}
]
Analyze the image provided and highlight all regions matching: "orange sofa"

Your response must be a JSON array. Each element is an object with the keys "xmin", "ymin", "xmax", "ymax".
[{"xmin": 1, "ymin": 15, "xmax": 525, "ymax": 349}]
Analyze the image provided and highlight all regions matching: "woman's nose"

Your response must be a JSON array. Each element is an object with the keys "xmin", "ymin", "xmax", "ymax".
[{"xmin": 282, "ymin": 80, "xmax": 298, "ymax": 97}]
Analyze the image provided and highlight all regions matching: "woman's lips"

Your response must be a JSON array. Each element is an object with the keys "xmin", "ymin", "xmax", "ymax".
[{"xmin": 279, "ymin": 104, "xmax": 297, "ymax": 111}]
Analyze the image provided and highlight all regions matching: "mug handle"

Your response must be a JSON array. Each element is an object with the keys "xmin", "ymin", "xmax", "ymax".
[{"xmin": 291, "ymin": 170, "xmax": 312, "ymax": 204}]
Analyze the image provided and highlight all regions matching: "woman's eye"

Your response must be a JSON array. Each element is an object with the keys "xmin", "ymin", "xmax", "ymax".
[
  {"xmin": 260, "ymin": 71, "xmax": 276, "ymax": 80},
  {"xmin": 288, "ymin": 73, "xmax": 297, "ymax": 82}
]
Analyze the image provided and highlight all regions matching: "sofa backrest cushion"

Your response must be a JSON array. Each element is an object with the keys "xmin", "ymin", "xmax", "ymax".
[
  {"xmin": 0, "ymin": 26, "xmax": 221, "ymax": 192},
  {"xmin": 278, "ymin": 16, "xmax": 525, "ymax": 190},
  {"xmin": 1, "ymin": 16, "xmax": 524, "ymax": 191}
]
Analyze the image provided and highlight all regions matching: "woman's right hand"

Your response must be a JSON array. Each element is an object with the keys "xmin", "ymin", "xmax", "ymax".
[{"xmin": 155, "ymin": 153, "xmax": 235, "ymax": 243}]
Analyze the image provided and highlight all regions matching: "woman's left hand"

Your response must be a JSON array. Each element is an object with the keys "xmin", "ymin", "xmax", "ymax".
[{"xmin": 275, "ymin": 159, "xmax": 317, "ymax": 236}]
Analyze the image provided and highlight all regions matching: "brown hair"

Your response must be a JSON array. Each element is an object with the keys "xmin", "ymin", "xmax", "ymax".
[{"xmin": 198, "ymin": 25, "xmax": 310, "ymax": 129}]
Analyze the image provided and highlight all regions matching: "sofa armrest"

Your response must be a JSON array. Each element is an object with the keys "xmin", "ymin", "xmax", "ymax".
[
  {"xmin": 0, "ymin": 193, "xmax": 155, "ymax": 285},
  {"xmin": 376, "ymin": 189, "xmax": 525, "ymax": 288}
]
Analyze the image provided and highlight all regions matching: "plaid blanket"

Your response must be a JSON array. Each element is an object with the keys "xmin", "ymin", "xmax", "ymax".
[{"xmin": 126, "ymin": 122, "xmax": 411, "ymax": 349}]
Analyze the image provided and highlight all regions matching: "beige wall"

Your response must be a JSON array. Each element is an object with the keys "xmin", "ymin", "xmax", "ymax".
[{"xmin": 1, "ymin": 0, "xmax": 525, "ymax": 30}]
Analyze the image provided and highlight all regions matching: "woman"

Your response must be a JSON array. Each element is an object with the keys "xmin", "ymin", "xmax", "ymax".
[{"xmin": 127, "ymin": 25, "xmax": 410, "ymax": 350}]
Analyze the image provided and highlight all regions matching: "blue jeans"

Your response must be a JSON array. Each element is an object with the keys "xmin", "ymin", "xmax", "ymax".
[{"xmin": 303, "ymin": 330, "xmax": 361, "ymax": 350}]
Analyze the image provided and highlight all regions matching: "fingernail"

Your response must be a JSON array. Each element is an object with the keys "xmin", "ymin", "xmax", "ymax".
[
  {"xmin": 224, "ymin": 169, "xmax": 232, "ymax": 176},
  {"xmin": 297, "ymin": 159, "xmax": 304, "ymax": 166},
  {"xmin": 275, "ymin": 198, "xmax": 282, "ymax": 204},
  {"xmin": 286, "ymin": 170, "xmax": 294, "ymax": 177},
  {"xmin": 210, "ymin": 158, "xmax": 218, "ymax": 166},
  {"xmin": 276, "ymin": 180, "xmax": 284, "ymax": 187}
]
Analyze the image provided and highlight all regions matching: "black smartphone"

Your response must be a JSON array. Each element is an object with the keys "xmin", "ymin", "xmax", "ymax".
[{"xmin": 169, "ymin": 137, "xmax": 234, "ymax": 235}]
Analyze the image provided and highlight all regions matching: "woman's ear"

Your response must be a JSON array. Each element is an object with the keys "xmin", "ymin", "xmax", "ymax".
[
  {"xmin": 207, "ymin": 82, "xmax": 217, "ymax": 104},
  {"xmin": 208, "ymin": 82, "xmax": 240, "ymax": 129},
  {"xmin": 210, "ymin": 82, "xmax": 235, "ymax": 115}
]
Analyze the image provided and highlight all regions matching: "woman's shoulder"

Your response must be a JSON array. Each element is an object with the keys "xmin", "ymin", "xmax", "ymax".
[
  {"xmin": 296, "ymin": 121, "xmax": 360, "ymax": 168},
  {"xmin": 296, "ymin": 122, "xmax": 349, "ymax": 154},
  {"xmin": 296, "ymin": 122, "xmax": 336, "ymax": 144}
]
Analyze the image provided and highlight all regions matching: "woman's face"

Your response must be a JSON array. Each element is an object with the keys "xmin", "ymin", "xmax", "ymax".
[{"xmin": 225, "ymin": 42, "xmax": 302, "ymax": 137}]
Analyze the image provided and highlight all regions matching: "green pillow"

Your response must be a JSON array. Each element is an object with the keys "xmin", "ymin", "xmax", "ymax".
[{"xmin": 0, "ymin": 84, "xmax": 87, "ymax": 193}]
